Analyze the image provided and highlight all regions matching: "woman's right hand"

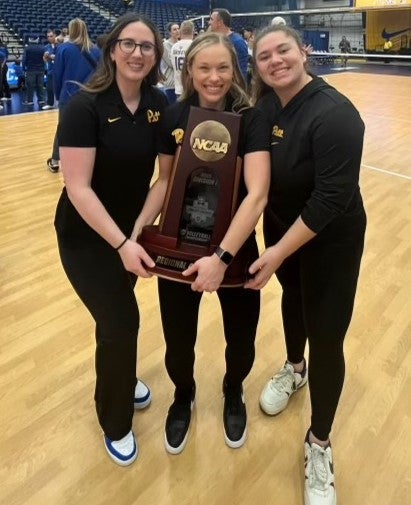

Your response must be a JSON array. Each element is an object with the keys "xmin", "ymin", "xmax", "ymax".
[{"xmin": 118, "ymin": 240, "xmax": 155, "ymax": 277}]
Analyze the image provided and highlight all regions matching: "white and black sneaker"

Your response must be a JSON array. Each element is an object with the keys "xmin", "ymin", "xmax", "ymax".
[
  {"xmin": 164, "ymin": 386, "xmax": 195, "ymax": 455},
  {"xmin": 223, "ymin": 383, "xmax": 247, "ymax": 448},
  {"xmin": 259, "ymin": 359, "xmax": 307, "ymax": 415},
  {"xmin": 304, "ymin": 433, "xmax": 337, "ymax": 505},
  {"xmin": 47, "ymin": 158, "xmax": 59, "ymax": 173}
]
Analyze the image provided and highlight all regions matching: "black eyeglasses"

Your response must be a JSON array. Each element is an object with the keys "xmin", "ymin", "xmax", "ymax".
[{"xmin": 116, "ymin": 39, "xmax": 156, "ymax": 56}]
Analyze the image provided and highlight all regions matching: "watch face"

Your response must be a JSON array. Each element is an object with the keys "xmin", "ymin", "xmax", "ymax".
[{"xmin": 216, "ymin": 246, "xmax": 233, "ymax": 265}]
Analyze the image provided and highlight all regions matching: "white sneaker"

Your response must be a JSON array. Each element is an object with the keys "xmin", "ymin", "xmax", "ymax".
[
  {"xmin": 259, "ymin": 360, "xmax": 307, "ymax": 415},
  {"xmin": 134, "ymin": 379, "xmax": 152, "ymax": 409},
  {"xmin": 104, "ymin": 430, "xmax": 138, "ymax": 466},
  {"xmin": 304, "ymin": 439, "xmax": 337, "ymax": 505},
  {"xmin": 41, "ymin": 104, "xmax": 54, "ymax": 110}
]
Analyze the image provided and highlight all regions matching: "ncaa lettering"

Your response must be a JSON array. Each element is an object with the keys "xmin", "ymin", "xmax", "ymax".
[{"xmin": 192, "ymin": 138, "xmax": 228, "ymax": 154}]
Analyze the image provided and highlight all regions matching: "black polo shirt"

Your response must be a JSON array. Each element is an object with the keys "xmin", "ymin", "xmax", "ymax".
[
  {"xmin": 55, "ymin": 81, "xmax": 168, "ymax": 246},
  {"xmin": 158, "ymin": 93, "xmax": 271, "ymax": 202}
]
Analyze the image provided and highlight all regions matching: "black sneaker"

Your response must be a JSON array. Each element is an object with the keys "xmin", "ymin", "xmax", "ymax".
[
  {"xmin": 164, "ymin": 386, "xmax": 195, "ymax": 454},
  {"xmin": 223, "ymin": 383, "xmax": 247, "ymax": 448}
]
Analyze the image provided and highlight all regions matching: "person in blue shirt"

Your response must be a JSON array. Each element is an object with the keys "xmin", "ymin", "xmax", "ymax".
[
  {"xmin": 0, "ymin": 36, "xmax": 12, "ymax": 102},
  {"xmin": 22, "ymin": 36, "xmax": 46, "ymax": 105},
  {"xmin": 208, "ymin": 8, "xmax": 249, "ymax": 84},
  {"xmin": 47, "ymin": 18, "xmax": 100, "ymax": 172},
  {"xmin": 42, "ymin": 29, "xmax": 57, "ymax": 110}
]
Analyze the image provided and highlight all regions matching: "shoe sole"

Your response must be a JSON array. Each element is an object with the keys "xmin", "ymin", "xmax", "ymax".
[
  {"xmin": 259, "ymin": 376, "xmax": 308, "ymax": 416},
  {"xmin": 164, "ymin": 400, "xmax": 194, "ymax": 455},
  {"xmin": 224, "ymin": 426, "xmax": 247, "ymax": 449}
]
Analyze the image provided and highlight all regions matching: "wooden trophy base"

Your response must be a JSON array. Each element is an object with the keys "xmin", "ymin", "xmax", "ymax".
[{"xmin": 140, "ymin": 225, "xmax": 251, "ymax": 287}]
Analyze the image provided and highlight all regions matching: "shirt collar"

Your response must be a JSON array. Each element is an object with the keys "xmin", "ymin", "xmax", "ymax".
[{"xmin": 105, "ymin": 80, "xmax": 153, "ymax": 110}]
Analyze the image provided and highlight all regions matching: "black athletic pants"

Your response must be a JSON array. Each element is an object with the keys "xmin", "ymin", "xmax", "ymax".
[
  {"xmin": 264, "ymin": 208, "xmax": 366, "ymax": 440},
  {"xmin": 157, "ymin": 242, "xmax": 260, "ymax": 401},
  {"xmin": 57, "ymin": 237, "xmax": 139, "ymax": 441}
]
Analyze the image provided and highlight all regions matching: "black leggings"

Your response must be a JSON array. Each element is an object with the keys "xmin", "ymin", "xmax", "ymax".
[
  {"xmin": 57, "ymin": 238, "xmax": 139, "ymax": 440},
  {"xmin": 158, "ymin": 274, "xmax": 260, "ymax": 400},
  {"xmin": 264, "ymin": 209, "xmax": 366, "ymax": 440}
]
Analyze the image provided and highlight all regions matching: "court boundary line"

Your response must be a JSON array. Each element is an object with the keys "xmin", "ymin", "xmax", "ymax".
[{"xmin": 362, "ymin": 163, "xmax": 411, "ymax": 180}]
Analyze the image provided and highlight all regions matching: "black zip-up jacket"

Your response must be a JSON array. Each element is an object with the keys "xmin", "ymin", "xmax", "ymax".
[{"xmin": 256, "ymin": 76, "xmax": 365, "ymax": 234}]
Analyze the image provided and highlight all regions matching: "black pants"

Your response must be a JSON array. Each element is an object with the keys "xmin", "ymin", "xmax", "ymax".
[
  {"xmin": 45, "ymin": 72, "xmax": 54, "ymax": 106},
  {"xmin": 0, "ymin": 63, "xmax": 11, "ymax": 98},
  {"xmin": 264, "ymin": 208, "xmax": 366, "ymax": 440},
  {"xmin": 57, "ymin": 237, "xmax": 140, "ymax": 440},
  {"xmin": 158, "ymin": 252, "xmax": 260, "ymax": 400},
  {"xmin": 51, "ymin": 106, "xmax": 64, "ymax": 161}
]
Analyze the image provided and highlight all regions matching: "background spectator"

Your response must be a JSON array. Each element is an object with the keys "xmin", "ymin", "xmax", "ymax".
[
  {"xmin": 42, "ymin": 29, "xmax": 57, "ymax": 110},
  {"xmin": 22, "ymin": 36, "xmax": 45, "ymax": 106}
]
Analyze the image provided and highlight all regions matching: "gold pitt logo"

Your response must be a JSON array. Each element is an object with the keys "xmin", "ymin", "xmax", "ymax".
[
  {"xmin": 172, "ymin": 128, "xmax": 184, "ymax": 145},
  {"xmin": 272, "ymin": 125, "xmax": 284, "ymax": 138},
  {"xmin": 147, "ymin": 110, "xmax": 160, "ymax": 123},
  {"xmin": 190, "ymin": 120, "xmax": 231, "ymax": 162}
]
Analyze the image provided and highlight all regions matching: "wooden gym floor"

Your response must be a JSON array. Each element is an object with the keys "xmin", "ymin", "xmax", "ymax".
[{"xmin": 0, "ymin": 71, "xmax": 410, "ymax": 505}]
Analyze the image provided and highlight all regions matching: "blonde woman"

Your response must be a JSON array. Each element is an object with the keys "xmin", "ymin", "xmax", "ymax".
[
  {"xmin": 47, "ymin": 18, "xmax": 100, "ymax": 172},
  {"xmin": 134, "ymin": 32, "xmax": 271, "ymax": 454}
]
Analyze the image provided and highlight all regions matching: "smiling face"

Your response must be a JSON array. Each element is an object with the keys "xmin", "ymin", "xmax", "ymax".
[
  {"xmin": 111, "ymin": 21, "xmax": 157, "ymax": 87},
  {"xmin": 255, "ymin": 30, "xmax": 309, "ymax": 97},
  {"xmin": 189, "ymin": 42, "xmax": 233, "ymax": 110}
]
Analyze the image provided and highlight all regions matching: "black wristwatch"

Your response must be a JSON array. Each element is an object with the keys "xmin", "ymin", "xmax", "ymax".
[{"xmin": 214, "ymin": 246, "xmax": 234, "ymax": 266}]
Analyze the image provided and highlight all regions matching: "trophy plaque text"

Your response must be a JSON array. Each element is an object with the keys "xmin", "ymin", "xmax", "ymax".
[{"xmin": 140, "ymin": 106, "xmax": 252, "ymax": 286}]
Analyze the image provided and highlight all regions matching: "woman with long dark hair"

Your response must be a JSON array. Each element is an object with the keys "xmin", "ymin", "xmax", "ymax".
[{"xmin": 54, "ymin": 13, "xmax": 167, "ymax": 466}]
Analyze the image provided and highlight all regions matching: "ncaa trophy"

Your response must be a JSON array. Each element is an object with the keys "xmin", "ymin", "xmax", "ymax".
[{"xmin": 139, "ymin": 106, "xmax": 253, "ymax": 286}]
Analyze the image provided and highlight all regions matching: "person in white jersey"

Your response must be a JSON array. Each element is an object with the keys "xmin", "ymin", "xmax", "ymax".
[{"xmin": 170, "ymin": 20, "xmax": 194, "ymax": 99}]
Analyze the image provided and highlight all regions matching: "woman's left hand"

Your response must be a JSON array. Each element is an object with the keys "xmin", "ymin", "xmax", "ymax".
[
  {"xmin": 244, "ymin": 246, "xmax": 285, "ymax": 290},
  {"xmin": 182, "ymin": 254, "xmax": 227, "ymax": 292}
]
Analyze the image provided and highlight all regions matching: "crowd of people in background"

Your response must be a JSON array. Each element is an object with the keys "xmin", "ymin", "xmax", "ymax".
[{"xmin": 0, "ymin": 9, "xmax": 354, "ymax": 116}]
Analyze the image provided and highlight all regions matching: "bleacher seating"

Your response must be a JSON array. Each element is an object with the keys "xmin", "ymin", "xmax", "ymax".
[
  {"xmin": 0, "ymin": 0, "xmax": 209, "ymax": 48},
  {"xmin": 0, "ymin": 0, "xmax": 113, "ymax": 44},
  {"xmin": 94, "ymin": 0, "xmax": 207, "ymax": 36}
]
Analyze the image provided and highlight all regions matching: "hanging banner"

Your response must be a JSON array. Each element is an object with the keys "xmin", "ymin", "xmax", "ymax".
[{"xmin": 356, "ymin": 0, "xmax": 411, "ymax": 8}]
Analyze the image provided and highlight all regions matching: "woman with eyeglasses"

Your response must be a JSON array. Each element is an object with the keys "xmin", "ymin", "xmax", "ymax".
[
  {"xmin": 134, "ymin": 31, "xmax": 271, "ymax": 454},
  {"xmin": 54, "ymin": 13, "xmax": 168, "ymax": 466},
  {"xmin": 246, "ymin": 24, "xmax": 366, "ymax": 505}
]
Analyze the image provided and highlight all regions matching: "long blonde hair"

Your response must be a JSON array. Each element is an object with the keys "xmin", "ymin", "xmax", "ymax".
[
  {"xmin": 68, "ymin": 18, "xmax": 94, "ymax": 53},
  {"xmin": 180, "ymin": 32, "xmax": 250, "ymax": 113}
]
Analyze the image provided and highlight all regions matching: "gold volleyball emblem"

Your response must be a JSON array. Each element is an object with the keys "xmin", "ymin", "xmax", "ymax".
[{"xmin": 190, "ymin": 120, "xmax": 231, "ymax": 162}]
